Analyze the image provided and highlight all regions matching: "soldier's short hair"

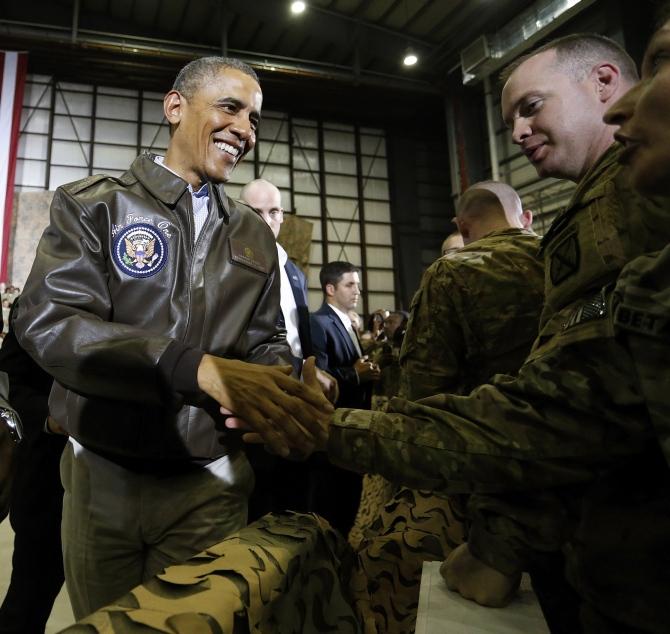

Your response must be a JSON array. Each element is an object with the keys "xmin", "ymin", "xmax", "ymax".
[
  {"xmin": 457, "ymin": 186, "xmax": 506, "ymax": 221},
  {"xmin": 320, "ymin": 261, "xmax": 359, "ymax": 292},
  {"xmin": 172, "ymin": 56, "xmax": 259, "ymax": 99},
  {"xmin": 500, "ymin": 34, "xmax": 639, "ymax": 85}
]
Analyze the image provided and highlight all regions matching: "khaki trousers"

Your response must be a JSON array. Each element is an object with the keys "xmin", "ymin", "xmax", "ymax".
[{"xmin": 60, "ymin": 440, "xmax": 253, "ymax": 620}]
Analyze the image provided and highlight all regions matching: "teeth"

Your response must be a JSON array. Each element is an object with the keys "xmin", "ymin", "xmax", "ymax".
[{"xmin": 214, "ymin": 141, "xmax": 240, "ymax": 157}]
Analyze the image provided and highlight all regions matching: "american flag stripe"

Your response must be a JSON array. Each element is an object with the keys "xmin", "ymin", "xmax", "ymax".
[{"xmin": 0, "ymin": 51, "xmax": 28, "ymax": 282}]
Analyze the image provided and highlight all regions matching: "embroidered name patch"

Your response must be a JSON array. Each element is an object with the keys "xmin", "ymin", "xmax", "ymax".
[{"xmin": 113, "ymin": 223, "xmax": 168, "ymax": 278}]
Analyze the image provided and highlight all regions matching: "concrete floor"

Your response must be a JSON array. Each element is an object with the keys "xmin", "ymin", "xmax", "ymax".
[{"xmin": 0, "ymin": 517, "xmax": 75, "ymax": 632}]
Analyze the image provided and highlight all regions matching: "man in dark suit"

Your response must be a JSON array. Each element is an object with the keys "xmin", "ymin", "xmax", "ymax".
[
  {"xmin": 240, "ymin": 179, "xmax": 337, "ymax": 522},
  {"xmin": 311, "ymin": 261, "xmax": 380, "ymax": 409},
  {"xmin": 308, "ymin": 261, "xmax": 380, "ymax": 534}
]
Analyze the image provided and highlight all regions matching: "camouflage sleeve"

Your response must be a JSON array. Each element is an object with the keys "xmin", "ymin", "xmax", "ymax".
[
  {"xmin": 328, "ymin": 331, "xmax": 652, "ymax": 493},
  {"xmin": 614, "ymin": 247, "xmax": 670, "ymax": 466},
  {"xmin": 399, "ymin": 259, "xmax": 465, "ymax": 399},
  {"xmin": 465, "ymin": 490, "xmax": 574, "ymax": 576}
]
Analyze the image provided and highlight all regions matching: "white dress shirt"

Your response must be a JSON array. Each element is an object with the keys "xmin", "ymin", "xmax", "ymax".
[
  {"xmin": 277, "ymin": 244, "xmax": 302, "ymax": 359},
  {"xmin": 154, "ymin": 156, "xmax": 209, "ymax": 242}
]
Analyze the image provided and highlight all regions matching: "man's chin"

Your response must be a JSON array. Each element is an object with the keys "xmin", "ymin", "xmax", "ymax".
[{"xmin": 534, "ymin": 161, "xmax": 559, "ymax": 180}]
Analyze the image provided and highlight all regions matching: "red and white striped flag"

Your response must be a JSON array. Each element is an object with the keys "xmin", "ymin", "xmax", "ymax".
[{"xmin": 0, "ymin": 51, "xmax": 28, "ymax": 282}]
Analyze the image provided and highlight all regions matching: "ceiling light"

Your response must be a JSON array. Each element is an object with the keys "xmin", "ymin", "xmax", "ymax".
[
  {"xmin": 290, "ymin": 1, "xmax": 306, "ymax": 15},
  {"xmin": 403, "ymin": 49, "xmax": 418, "ymax": 66}
]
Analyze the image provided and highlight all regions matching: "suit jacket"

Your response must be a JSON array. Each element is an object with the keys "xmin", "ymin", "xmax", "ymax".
[
  {"xmin": 283, "ymin": 259, "xmax": 313, "ymax": 360},
  {"xmin": 311, "ymin": 303, "xmax": 370, "ymax": 409}
]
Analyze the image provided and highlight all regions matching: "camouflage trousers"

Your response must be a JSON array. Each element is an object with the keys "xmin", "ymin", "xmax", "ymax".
[{"xmin": 349, "ymin": 486, "xmax": 466, "ymax": 634}]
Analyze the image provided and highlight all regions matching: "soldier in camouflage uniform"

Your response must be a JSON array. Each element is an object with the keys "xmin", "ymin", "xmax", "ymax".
[
  {"xmin": 320, "ymin": 34, "xmax": 670, "ymax": 634},
  {"xmin": 605, "ymin": 8, "xmax": 670, "ymax": 470},
  {"xmin": 349, "ymin": 182, "xmax": 545, "ymax": 634}
]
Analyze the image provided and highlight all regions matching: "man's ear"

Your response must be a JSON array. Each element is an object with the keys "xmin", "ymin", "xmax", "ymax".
[
  {"xmin": 325, "ymin": 283, "xmax": 335, "ymax": 298},
  {"xmin": 593, "ymin": 63, "xmax": 620, "ymax": 103},
  {"xmin": 454, "ymin": 216, "xmax": 470, "ymax": 241},
  {"xmin": 164, "ymin": 90, "xmax": 184, "ymax": 126},
  {"xmin": 521, "ymin": 209, "xmax": 533, "ymax": 229}
]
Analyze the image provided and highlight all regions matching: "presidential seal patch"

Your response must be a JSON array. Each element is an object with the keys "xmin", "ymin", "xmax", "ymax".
[{"xmin": 113, "ymin": 223, "xmax": 167, "ymax": 278}]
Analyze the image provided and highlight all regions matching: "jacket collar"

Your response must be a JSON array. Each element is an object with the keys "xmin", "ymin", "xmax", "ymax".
[{"xmin": 131, "ymin": 152, "xmax": 231, "ymax": 221}]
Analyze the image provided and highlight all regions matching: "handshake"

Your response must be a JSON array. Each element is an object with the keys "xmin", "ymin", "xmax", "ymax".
[{"xmin": 197, "ymin": 355, "xmax": 335, "ymax": 458}]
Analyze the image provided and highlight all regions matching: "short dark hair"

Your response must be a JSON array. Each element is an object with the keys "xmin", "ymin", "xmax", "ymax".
[
  {"xmin": 172, "ymin": 56, "xmax": 259, "ymax": 99},
  {"xmin": 320, "ymin": 261, "xmax": 359, "ymax": 292},
  {"xmin": 500, "ymin": 34, "xmax": 638, "ymax": 85}
]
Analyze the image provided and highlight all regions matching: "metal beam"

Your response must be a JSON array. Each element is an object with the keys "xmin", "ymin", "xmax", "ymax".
[
  {"xmin": 71, "ymin": 0, "xmax": 80, "ymax": 44},
  {"xmin": 310, "ymin": 0, "xmax": 433, "ymax": 49},
  {"xmin": 377, "ymin": 0, "xmax": 403, "ymax": 25},
  {"xmin": 404, "ymin": 0, "xmax": 439, "ymax": 31},
  {"xmin": 0, "ymin": 19, "xmax": 440, "ymax": 94}
]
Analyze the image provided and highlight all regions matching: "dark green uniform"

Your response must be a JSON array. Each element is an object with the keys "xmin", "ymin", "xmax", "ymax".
[
  {"xmin": 328, "ymin": 145, "xmax": 670, "ymax": 633},
  {"xmin": 350, "ymin": 228, "xmax": 545, "ymax": 634},
  {"xmin": 400, "ymin": 227, "xmax": 544, "ymax": 400},
  {"xmin": 613, "ymin": 247, "xmax": 670, "ymax": 467}
]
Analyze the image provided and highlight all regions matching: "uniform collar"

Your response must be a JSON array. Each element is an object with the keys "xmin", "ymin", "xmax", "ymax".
[{"xmin": 539, "ymin": 143, "xmax": 622, "ymax": 252}]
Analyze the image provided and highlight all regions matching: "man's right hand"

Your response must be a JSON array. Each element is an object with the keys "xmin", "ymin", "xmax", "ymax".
[
  {"xmin": 354, "ymin": 356, "xmax": 381, "ymax": 383},
  {"xmin": 197, "ymin": 355, "xmax": 333, "ymax": 457}
]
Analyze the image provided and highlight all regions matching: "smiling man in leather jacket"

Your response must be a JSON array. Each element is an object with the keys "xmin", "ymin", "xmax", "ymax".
[{"xmin": 14, "ymin": 56, "xmax": 332, "ymax": 620}]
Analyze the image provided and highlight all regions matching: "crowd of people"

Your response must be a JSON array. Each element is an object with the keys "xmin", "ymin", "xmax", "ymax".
[{"xmin": 1, "ymin": 4, "xmax": 669, "ymax": 633}]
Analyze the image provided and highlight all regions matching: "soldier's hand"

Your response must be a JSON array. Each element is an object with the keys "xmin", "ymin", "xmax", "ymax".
[
  {"xmin": 440, "ymin": 543, "xmax": 521, "ymax": 607},
  {"xmin": 354, "ymin": 356, "xmax": 382, "ymax": 383},
  {"xmin": 197, "ymin": 355, "xmax": 332, "ymax": 457}
]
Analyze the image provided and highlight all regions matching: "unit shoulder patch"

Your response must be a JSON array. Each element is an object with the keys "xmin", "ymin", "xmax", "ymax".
[{"xmin": 550, "ymin": 230, "xmax": 580, "ymax": 285}]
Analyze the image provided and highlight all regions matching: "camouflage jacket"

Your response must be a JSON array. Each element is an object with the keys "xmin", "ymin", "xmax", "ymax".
[
  {"xmin": 399, "ymin": 228, "xmax": 544, "ymax": 400},
  {"xmin": 328, "ymin": 143, "xmax": 668, "ymax": 488},
  {"xmin": 327, "ymin": 145, "xmax": 670, "ymax": 629},
  {"xmin": 613, "ymin": 246, "xmax": 670, "ymax": 466}
]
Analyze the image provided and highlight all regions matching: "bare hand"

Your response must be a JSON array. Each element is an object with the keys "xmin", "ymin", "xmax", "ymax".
[
  {"xmin": 197, "ymin": 355, "xmax": 333, "ymax": 457},
  {"xmin": 227, "ymin": 357, "xmax": 332, "ymax": 457},
  {"xmin": 313, "ymin": 364, "xmax": 339, "ymax": 404},
  {"xmin": 440, "ymin": 543, "xmax": 521, "ymax": 607},
  {"xmin": 354, "ymin": 356, "xmax": 381, "ymax": 383}
]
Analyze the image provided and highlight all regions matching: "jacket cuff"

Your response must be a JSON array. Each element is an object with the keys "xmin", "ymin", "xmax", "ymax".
[
  {"xmin": 158, "ymin": 341, "xmax": 204, "ymax": 395},
  {"xmin": 467, "ymin": 519, "xmax": 525, "ymax": 576},
  {"xmin": 327, "ymin": 407, "xmax": 376, "ymax": 474}
]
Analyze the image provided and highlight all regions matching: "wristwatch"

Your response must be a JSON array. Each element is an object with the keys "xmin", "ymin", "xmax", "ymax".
[{"xmin": 0, "ymin": 406, "xmax": 23, "ymax": 444}]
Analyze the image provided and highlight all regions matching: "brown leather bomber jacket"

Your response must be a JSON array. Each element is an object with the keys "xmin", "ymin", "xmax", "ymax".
[{"xmin": 15, "ymin": 153, "xmax": 293, "ymax": 463}]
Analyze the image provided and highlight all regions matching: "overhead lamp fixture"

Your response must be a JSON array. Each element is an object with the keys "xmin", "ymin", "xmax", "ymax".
[
  {"xmin": 290, "ymin": 1, "xmax": 306, "ymax": 15},
  {"xmin": 403, "ymin": 48, "xmax": 418, "ymax": 67},
  {"xmin": 401, "ymin": 0, "xmax": 417, "ymax": 67}
]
